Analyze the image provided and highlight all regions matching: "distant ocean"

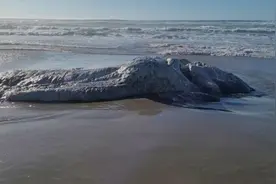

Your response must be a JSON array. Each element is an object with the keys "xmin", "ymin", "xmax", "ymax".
[{"xmin": 0, "ymin": 19, "xmax": 275, "ymax": 58}]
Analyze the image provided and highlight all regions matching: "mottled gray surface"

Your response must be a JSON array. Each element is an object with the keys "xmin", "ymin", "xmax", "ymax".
[
  {"xmin": 181, "ymin": 61, "xmax": 253, "ymax": 95},
  {"xmin": 0, "ymin": 57, "xmax": 254, "ymax": 104}
]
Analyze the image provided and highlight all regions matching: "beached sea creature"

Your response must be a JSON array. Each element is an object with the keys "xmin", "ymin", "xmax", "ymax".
[{"xmin": 0, "ymin": 57, "xmax": 254, "ymax": 105}]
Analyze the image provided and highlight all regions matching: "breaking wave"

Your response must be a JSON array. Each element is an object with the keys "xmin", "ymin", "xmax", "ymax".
[
  {"xmin": 0, "ymin": 23, "xmax": 274, "ymax": 37},
  {"xmin": 0, "ymin": 20, "xmax": 274, "ymax": 58},
  {"xmin": 162, "ymin": 27, "xmax": 275, "ymax": 34}
]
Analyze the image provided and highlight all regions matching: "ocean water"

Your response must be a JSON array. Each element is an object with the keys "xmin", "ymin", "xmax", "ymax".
[{"xmin": 0, "ymin": 19, "xmax": 275, "ymax": 58}]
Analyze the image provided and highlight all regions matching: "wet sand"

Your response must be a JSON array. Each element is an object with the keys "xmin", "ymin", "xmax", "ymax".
[{"xmin": 0, "ymin": 99, "xmax": 276, "ymax": 184}]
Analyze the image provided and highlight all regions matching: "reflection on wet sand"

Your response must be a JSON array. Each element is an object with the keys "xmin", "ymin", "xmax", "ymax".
[{"xmin": 1, "ymin": 98, "xmax": 167, "ymax": 117}]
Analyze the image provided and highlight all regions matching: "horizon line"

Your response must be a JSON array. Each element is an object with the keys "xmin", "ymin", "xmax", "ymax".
[{"xmin": 0, "ymin": 17, "xmax": 273, "ymax": 21}]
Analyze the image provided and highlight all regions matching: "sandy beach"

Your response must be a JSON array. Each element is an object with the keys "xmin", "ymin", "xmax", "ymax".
[{"xmin": 0, "ymin": 98, "xmax": 276, "ymax": 184}]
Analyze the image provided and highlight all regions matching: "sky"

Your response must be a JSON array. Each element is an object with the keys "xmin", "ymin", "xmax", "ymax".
[{"xmin": 0, "ymin": 0, "xmax": 275, "ymax": 20}]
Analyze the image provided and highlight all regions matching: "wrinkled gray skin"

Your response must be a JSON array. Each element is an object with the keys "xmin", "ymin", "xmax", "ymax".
[{"xmin": 0, "ymin": 57, "xmax": 254, "ymax": 105}]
